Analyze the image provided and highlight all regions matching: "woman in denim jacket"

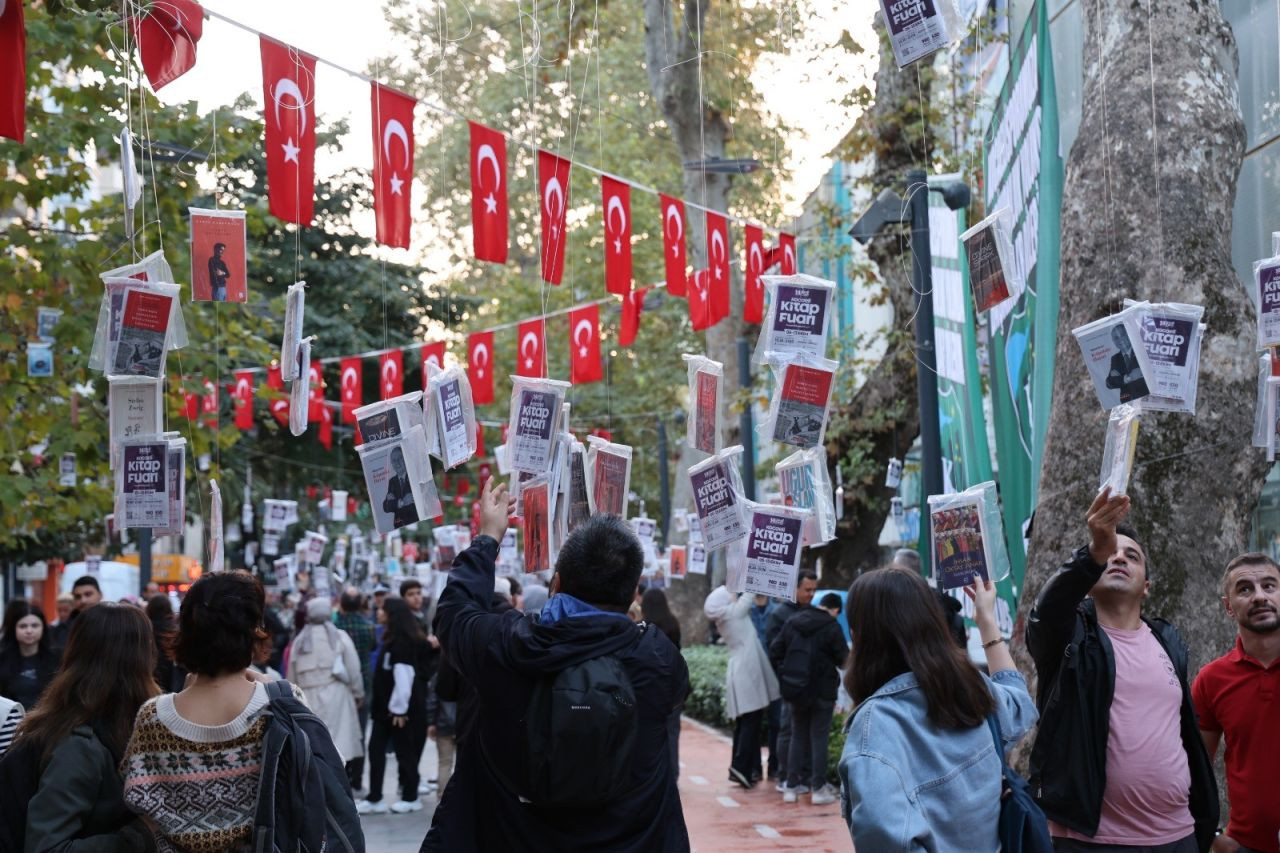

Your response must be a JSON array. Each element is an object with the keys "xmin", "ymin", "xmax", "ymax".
[{"xmin": 839, "ymin": 567, "xmax": 1037, "ymax": 850}]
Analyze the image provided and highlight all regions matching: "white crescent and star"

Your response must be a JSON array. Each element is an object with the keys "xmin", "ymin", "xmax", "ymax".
[
  {"xmin": 341, "ymin": 366, "xmax": 358, "ymax": 400},
  {"xmin": 235, "ymin": 377, "xmax": 250, "ymax": 402},
  {"xmin": 664, "ymin": 203, "xmax": 683, "ymax": 255},
  {"xmin": 573, "ymin": 318, "xmax": 594, "ymax": 358},
  {"xmin": 784, "ymin": 243, "xmax": 796, "ymax": 272},
  {"xmin": 711, "ymin": 227, "xmax": 726, "ymax": 280},
  {"xmin": 606, "ymin": 194, "xmax": 628, "ymax": 255},
  {"xmin": 476, "ymin": 144, "xmax": 501, "ymax": 215},
  {"xmin": 382, "ymin": 119, "xmax": 410, "ymax": 196},
  {"xmin": 749, "ymin": 241, "xmax": 764, "ymax": 274},
  {"xmin": 544, "ymin": 176, "xmax": 564, "ymax": 238},
  {"xmin": 382, "ymin": 357, "xmax": 398, "ymax": 392},
  {"xmin": 520, "ymin": 331, "xmax": 540, "ymax": 369},
  {"xmin": 272, "ymin": 77, "xmax": 307, "ymax": 165},
  {"xmin": 471, "ymin": 341, "xmax": 490, "ymax": 378}
]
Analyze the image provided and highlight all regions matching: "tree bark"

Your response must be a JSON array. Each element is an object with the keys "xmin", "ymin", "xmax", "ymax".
[{"xmin": 1015, "ymin": 1, "xmax": 1261, "ymax": 692}]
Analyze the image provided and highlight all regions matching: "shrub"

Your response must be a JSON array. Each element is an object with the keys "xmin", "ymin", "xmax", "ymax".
[{"xmin": 681, "ymin": 644, "xmax": 732, "ymax": 730}]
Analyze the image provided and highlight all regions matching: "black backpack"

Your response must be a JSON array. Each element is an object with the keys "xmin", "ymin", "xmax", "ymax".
[
  {"xmin": 495, "ymin": 642, "xmax": 640, "ymax": 808},
  {"xmin": 777, "ymin": 625, "xmax": 819, "ymax": 705}
]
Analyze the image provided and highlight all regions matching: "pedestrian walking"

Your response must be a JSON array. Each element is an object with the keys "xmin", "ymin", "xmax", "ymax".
[
  {"xmin": 421, "ymin": 480, "xmax": 690, "ymax": 852},
  {"xmin": 1192, "ymin": 553, "xmax": 1280, "ymax": 853},
  {"xmin": 121, "ymin": 571, "xmax": 363, "ymax": 852},
  {"xmin": 1, "ymin": 603, "xmax": 158, "ymax": 852},
  {"xmin": 748, "ymin": 594, "xmax": 782, "ymax": 780},
  {"xmin": 764, "ymin": 569, "xmax": 817, "ymax": 791},
  {"xmin": 642, "ymin": 588, "xmax": 684, "ymax": 779},
  {"xmin": 145, "ymin": 593, "xmax": 185, "ymax": 693},
  {"xmin": 287, "ymin": 598, "xmax": 365, "ymax": 765},
  {"xmin": 425, "ymin": 665, "xmax": 457, "ymax": 793},
  {"xmin": 770, "ymin": 591, "xmax": 847, "ymax": 805},
  {"xmin": 70, "ymin": 575, "xmax": 103, "ymax": 613},
  {"xmin": 0, "ymin": 600, "xmax": 59, "ymax": 712},
  {"xmin": 0, "ymin": 694, "xmax": 21, "ymax": 758},
  {"xmin": 1027, "ymin": 489, "xmax": 1218, "ymax": 851},
  {"xmin": 356, "ymin": 596, "xmax": 430, "ymax": 816},
  {"xmin": 400, "ymin": 577, "xmax": 439, "ymax": 795},
  {"xmin": 335, "ymin": 586, "xmax": 376, "ymax": 792},
  {"xmin": 704, "ymin": 582, "xmax": 781, "ymax": 790},
  {"xmin": 839, "ymin": 568, "xmax": 1037, "ymax": 849}
]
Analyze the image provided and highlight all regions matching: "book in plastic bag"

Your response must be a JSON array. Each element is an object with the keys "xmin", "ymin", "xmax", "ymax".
[
  {"xmin": 356, "ymin": 425, "xmax": 439, "ymax": 534},
  {"xmin": 280, "ymin": 282, "xmax": 306, "ymax": 381},
  {"xmin": 960, "ymin": 208, "xmax": 1021, "ymax": 314},
  {"xmin": 683, "ymin": 353, "xmax": 723, "ymax": 454},
  {"xmin": 289, "ymin": 336, "xmax": 314, "ymax": 436},
  {"xmin": 752, "ymin": 275, "xmax": 835, "ymax": 365},
  {"xmin": 508, "ymin": 377, "xmax": 569, "ymax": 474},
  {"xmin": 1071, "ymin": 306, "xmax": 1157, "ymax": 409},
  {"xmin": 688, "ymin": 445, "xmax": 749, "ymax": 552},
  {"xmin": 566, "ymin": 440, "xmax": 591, "ymax": 533},
  {"xmin": 775, "ymin": 447, "xmax": 836, "ymax": 546},
  {"xmin": 1255, "ymin": 255, "xmax": 1280, "ymax": 350},
  {"xmin": 427, "ymin": 366, "xmax": 477, "ymax": 470},
  {"xmin": 116, "ymin": 436, "xmax": 170, "ymax": 530},
  {"xmin": 110, "ymin": 283, "xmax": 180, "ymax": 378},
  {"xmin": 688, "ymin": 543, "xmax": 708, "ymax": 575},
  {"xmin": 587, "ymin": 435, "xmax": 633, "ymax": 518},
  {"xmin": 91, "ymin": 252, "xmax": 188, "ymax": 369},
  {"xmin": 521, "ymin": 475, "xmax": 553, "ymax": 573},
  {"xmin": 154, "ymin": 434, "xmax": 187, "ymax": 537},
  {"xmin": 762, "ymin": 353, "xmax": 839, "ymax": 449},
  {"xmin": 1268, "ymin": 377, "xmax": 1280, "ymax": 463},
  {"xmin": 108, "ymin": 376, "xmax": 163, "ymax": 469},
  {"xmin": 738, "ymin": 501, "xmax": 811, "ymax": 602},
  {"xmin": 1123, "ymin": 300, "xmax": 1204, "ymax": 410},
  {"xmin": 1253, "ymin": 354, "xmax": 1273, "ymax": 447},
  {"xmin": 879, "ymin": 0, "xmax": 964, "ymax": 68},
  {"xmin": 927, "ymin": 482, "xmax": 1012, "ymax": 590},
  {"xmin": 1100, "ymin": 403, "xmax": 1140, "ymax": 497},
  {"xmin": 190, "ymin": 208, "xmax": 248, "ymax": 302},
  {"xmin": 354, "ymin": 391, "xmax": 425, "ymax": 444}
]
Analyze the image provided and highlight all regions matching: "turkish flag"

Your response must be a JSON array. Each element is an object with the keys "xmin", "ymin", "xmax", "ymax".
[
  {"xmin": 233, "ymin": 370, "xmax": 254, "ymax": 430},
  {"xmin": 202, "ymin": 379, "xmax": 218, "ymax": 429},
  {"xmin": 601, "ymin": 177, "xmax": 632, "ymax": 296},
  {"xmin": 181, "ymin": 379, "xmax": 199, "ymax": 421},
  {"xmin": 307, "ymin": 357, "xmax": 324, "ymax": 421},
  {"xmin": 515, "ymin": 318, "xmax": 546, "ymax": 378},
  {"xmin": 420, "ymin": 341, "xmax": 446, "ymax": 387},
  {"xmin": 468, "ymin": 331, "xmax": 495, "ymax": 404},
  {"xmin": 744, "ymin": 224, "xmax": 765, "ymax": 324},
  {"xmin": 569, "ymin": 304, "xmax": 603, "ymax": 385},
  {"xmin": 260, "ymin": 37, "xmax": 317, "ymax": 225},
  {"xmin": 537, "ymin": 150, "xmax": 571, "ymax": 285},
  {"xmin": 620, "ymin": 286, "xmax": 648, "ymax": 347},
  {"xmin": 706, "ymin": 212, "xmax": 731, "ymax": 324},
  {"xmin": 660, "ymin": 194, "xmax": 687, "ymax": 297},
  {"xmin": 475, "ymin": 423, "xmax": 485, "ymax": 457},
  {"xmin": 380, "ymin": 350, "xmax": 403, "ymax": 400},
  {"xmin": 0, "ymin": 0, "xmax": 25, "ymax": 142},
  {"xmin": 267, "ymin": 366, "xmax": 289, "ymax": 426},
  {"xmin": 318, "ymin": 402, "xmax": 333, "ymax": 450},
  {"xmin": 135, "ymin": 0, "xmax": 203, "ymax": 91},
  {"xmin": 371, "ymin": 83, "xmax": 415, "ymax": 249},
  {"xmin": 779, "ymin": 232, "xmax": 797, "ymax": 274},
  {"xmin": 469, "ymin": 122, "xmax": 507, "ymax": 263},
  {"xmin": 339, "ymin": 357, "xmax": 362, "ymax": 424},
  {"xmin": 688, "ymin": 269, "xmax": 712, "ymax": 331}
]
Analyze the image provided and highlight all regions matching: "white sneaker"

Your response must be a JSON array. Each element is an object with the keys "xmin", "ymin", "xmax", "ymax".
[
  {"xmin": 774, "ymin": 781, "xmax": 787, "ymax": 793},
  {"xmin": 795, "ymin": 784, "xmax": 811, "ymax": 794},
  {"xmin": 355, "ymin": 799, "xmax": 389, "ymax": 815},
  {"xmin": 782, "ymin": 787, "xmax": 798, "ymax": 803},
  {"xmin": 811, "ymin": 784, "xmax": 838, "ymax": 805},
  {"xmin": 417, "ymin": 782, "xmax": 437, "ymax": 794},
  {"xmin": 391, "ymin": 799, "xmax": 423, "ymax": 814}
]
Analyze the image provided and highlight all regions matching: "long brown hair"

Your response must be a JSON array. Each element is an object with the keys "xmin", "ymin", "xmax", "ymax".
[
  {"xmin": 17, "ymin": 603, "xmax": 159, "ymax": 761},
  {"xmin": 844, "ymin": 567, "xmax": 994, "ymax": 729}
]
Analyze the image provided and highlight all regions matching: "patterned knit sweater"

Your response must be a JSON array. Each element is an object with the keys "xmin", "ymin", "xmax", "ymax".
[{"xmin": 121, "ymin": 681, "xmax": 301, "ymax": 852}]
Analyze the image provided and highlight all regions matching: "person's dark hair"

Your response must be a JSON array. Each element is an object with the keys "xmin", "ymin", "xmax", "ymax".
[
  {"xmin": 381, "ymin": 596, "xmax": 426, "ymax": 647},
  {"xmin": 399, "ymin": 578, "xmax": 422, "ymax": 597},
  {"xmin": 553, "ymin": 515, "xmax": 643, "ymax": 611},
  {"xmin": 145, "ymin": 594, "xmax": 173, "ymax": 621},
  {"xmin": 146, "ymin": 594, "xmax": 176, "ymax": 663},
  {"xmin": 640, "ymin": 588, "xmax": 681, "ymax": 648},
  {"xmin": 1114, "ymin": 522, "xmax": 1151, "ymax": 580},
  {"xmin": 2, "ymin": 599, "xmax": 50, "ymax": 654},
  {"xmin": 818, "ymin": 593, "xmax": 843, "ymax": 611},
  {"xmin": 797, "ymin": 569, "xmax": 818, "ymax": 585},
  {"xmin": 844, "ymin": 567, "xmax": 994, "ymax": 729},
  {"xmin": 340, "ymin": 588, "xmax": 363, "ymax": 613},
  {"xmin": 16, "ymin": 603, "xmax": 157, "ymax": 761},
  {"xmin": 508, "ymin": 578, "xmax": 522, "ymax": 597},
  {"xmin": 71, "ymin": 575, "xmax": 101, "ymax": 592},
  {"xmin": 174, "ymin": 572, "xmax": 266, "ymax": 677}
]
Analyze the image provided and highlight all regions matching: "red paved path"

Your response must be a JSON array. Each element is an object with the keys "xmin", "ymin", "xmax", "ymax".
[{"xmin": 678, "ymin": 717, "xmax": 852, "ymax": 852}]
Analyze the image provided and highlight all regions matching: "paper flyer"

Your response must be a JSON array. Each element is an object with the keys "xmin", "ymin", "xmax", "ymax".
[
  {"xmin": 1129, "ymin": 301, "xmax": 1204, "ymax": 405},
  {"xmin": 154, "ymin": 438, "xmax": 186, "ymax": 537},
  {"xmin": 355, "ymin": 392, "xmax": 423, "ymax": 444},
  {"xmin": 683, "ymin": 354, "xmax": 724, "ymax": 454},
  {"xmin": 118, "ymin": 439, "xmax": 170, "ymax": 529},
  {"xmin": 631, "ymin": 516, "xmax": 658, "ymax": 573},
  {"xmin": 1100, "ymin": 404, "xmax": 1140, "ymax": 497},
  {"xmin": 357, "ymin": 429, "xmax": 433, "ymax": 535},
  {"xmin": 521, "ymin": 476, "xmax": 552, "ymax": 573},
  {"xmin": 880, "ymin": 0, "xmax": 950, "ymax": 67},
  {"xmin": 304, "ymin": 530, "xmax": 329, "ymax": 564},
  {"xmin": 36, "ymin": 307, "xmax": 61, "ymax": 342},
  {"xmin": 756, "ymin": 276, "xmax": 834, "ymax": 364},
  {"xmin": 111, "ymin": 287, "xmax": 174, "ymax": 378},
  {"xmin": 280, "ymin": 282, "xmax": 306, "ymax": 381},
  {"xmin": 509, "ymin": 381, "xmax": 568, "ymax": 474},
  {"xmin": 58, "ymin": 453, "xmax": 76, "ymax": 488},
  {"xmin": 688, "ymin": 447, "xmax": 748, "ymax": 552},
  {"xmin": 108, "ymin": 377, "xmax": 162, "ymax": 469},
  {"xmin": 743, "ymin": 504, "xmax": 808, "ymax": 602},
  {"xmin": 432, "ymin": 374, "xmax": 474, "ymax": 469},
  {"xmin": 669, "ymin": 546, "xmax": 687, "ymax": 579},
  {"xmin": 776, "ymin": 447, "xmax": 837, "ymax": 546},
  {"xmin": 1255, "ymin": 258, "xmax": 1280, "ymax": 350},
  {"xmin": 771, "ymin": 360, "xmax": 836, "ymax": 448},
  {"xmin": 189, "ymin": 208, "xmax": 248, "ymax": 302},
  {"xmin": 27, "ymin": 342, "xmax": 52, "ymax": 377},
  {"xmin": 687, "ymin": 543, "xmax": 707, "ymax": 575}
]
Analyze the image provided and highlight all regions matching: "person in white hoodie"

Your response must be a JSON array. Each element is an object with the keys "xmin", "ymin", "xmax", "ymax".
[{"xmin": 286, "ymin": 598, "xmax": 365, "ymax": 764}]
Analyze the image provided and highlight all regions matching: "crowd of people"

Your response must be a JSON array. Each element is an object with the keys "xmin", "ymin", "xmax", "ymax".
[{"xmin": 0, "ymin": 481, "xmax": 1275, "ymax": 851}]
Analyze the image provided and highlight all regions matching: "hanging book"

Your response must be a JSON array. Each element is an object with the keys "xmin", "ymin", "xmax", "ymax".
[
  {"xmin": 776, "ymin": 446, "xmax": 837, "ymax": 546},
  {"xmin": 427, "ymin": 366, "xmax": 478, "ymax": 470},
  {"xmin": 280, "ymin": 282, "xmax": 306, "ymax": 381},
  {"xmin": 927, "ymin": 481, "xmax": 1012, "ymax": 590},
  {"xmin": 586, "ymin": 435, "xmax": 633, "ymax": 518},
  {"xmin": 1071, "ymin": 305, "xmax": 1157, "ymax": 410},
  {"xmin": 752, "ymin": 274, "xmax": 835, "ymax": 365},
  {"xmin": 1255, "ymin": 254, "xmax": 1280, "ymax": 350},
  {"xmin": 960, "ymin": 208, "xmax": 1020, "ymax": 314},
  {"xmin": 740, "ymin": 501, "xmax": 811, "ymax": 602},
  {"xmin": 688, "ymin": 445, "xmax": 749, "ymax": 552},
  {"xmin": 115, "ymin": 436, "xmax": 170, "ymax": 530},
  {"xmin": 1125, "ymin": 300, "xmax": 1204, "ymax": 412},
  {"xmin": 111, "ymin": 284, "xmax": 179, "ymax": 378},
  {"xmin": 521, "ymin": 475, "xmax": 553, "ymax": 573},
  {"xmin": 683, "ymin": 353, "xmax": 724, "ymax": 454},
  {"xmin": 190, "ymin": 208, "xmax": 248, "ymax": 302},
  {"xmin": 1099, "ymin": 404, "xmax": 1140, "ymax": 497},
  {"xmin": 762, "ymin": 354, "xmax": 839, "ymax": 449},
  {"xmin": 508, "ymin": 377, "xmax": 569, "ymax": 475}
]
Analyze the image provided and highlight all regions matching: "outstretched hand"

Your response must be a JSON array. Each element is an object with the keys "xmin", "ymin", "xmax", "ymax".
[
  {"xmin": 478, "ymin": 477, "xmax": 511, "ymax": 542},
  {"xmin": 1087, "ymin": 486, "xmax": 1131, "ymax": 568},
  {"xmin": 963, "ymin": 576, "xmax": 997, "ymax": 626}
]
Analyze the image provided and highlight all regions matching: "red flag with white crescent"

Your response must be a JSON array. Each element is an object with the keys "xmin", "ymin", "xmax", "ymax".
[
  {"xmin": 620, "ymin": 286, "xmax": 648, "ymax": 347},
  {"xmin": 0, "ymin": 0, "xmax": 25, "ymax": 142},
  {"xmin": 475, "ymin": 422, "xmax": 485, "ymax": 457},
  {"xmin": 688, "ymin": 269, "xmax": 712, "ymax": 331},
  {"xmin": 307, "ymin": 357, "xmax": 324, "ymax": 421},
  {"xmin": 601, "ymin": 176, "xmax": 632, "ymax": 296},
  {"xmin": 318, "ymin": 401, "xmax": 333, "ymax": 450},
  {"xmin": 706, "ymin": 212, "xmax": 731, "ymax": 324},
  {"xmin": 569, "ymin": 304, "xmax": 603, "ymax": 385},
  {"xmin": 659, "ymin": 194, "xmax": 687, "ymax": 297},
  {"xmin": 467, "ymin": 331, "xmax": 495, "ymax": 404},
  {"xmin": 339, "ymin": 357, "xmax": 362, "ymax": 424},
  {"xmin": 515, "ymin": 318, "xmax": 546, "ymax": 378},
  {"xmin": 779, "ymin": 232, "xmax": 797, "ymax": 275},
  {"xmin": 181, "ymin": 377, "xmax": 199, "ymax": 421},
  {"xmin": 233, "ymin": 370, "xmax": 255, "ymax": 430},
  {"xmin": 260, "ymin": 37, "xmax": 317, "ymax": 225},
  {"xmin": 744, "ymin": 224, "xmax": 765, "ymax": 324},
  {"xmin": 420, "ymin": 341, "xmax": 446, "ymax": 387},
  {"xmin": 267, "ymin": 365, "xmax": 289, "ymax": 426},
  {"xmin": 469, "ymin": 122, "xmax": 508, "ymax": 263},
  {"xmin": 135, "ymin": 0, "xmax": 203, "ymax": 92},
  {"xmin": 537, "ymin": 150, "xmax": 571, "ymax": 285},
  {"xmin": 379, "ymin": 349, "xmax": 403, "ymax": 400},
  {"xmin": 201, "ymin": 379, "xmax": 218, "ymax": 429},
  {"xmin": 371, "ymin": 83, "xmax": 415, "ymax": 249}
]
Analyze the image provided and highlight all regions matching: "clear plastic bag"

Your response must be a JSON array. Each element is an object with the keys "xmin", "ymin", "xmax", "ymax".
[
  {"xmin": 760, "ymin": 353, "xmax": 839, "ymax": 450},
  {"xmin": 114, "ymin": 435, "xmax": 171, "ymax": 530},
  {"xmin": 507, "ymin": 377, "xmax": 570, "ymax": 475},
  {"xmin": 356, "ymin": 424, "xmax": 441, "ymax": 534},
  {"xmin": 735, "ymin": 500, "xmax": 812, "ymax": 602},
  {"xmin": 586, "ymin": 435, "xmax": 633, "ymax": 519},
  {"xmin": 688, "ymin": 445, "xmax": 748, "ymax": 552},
  {"xmin": 209, "ymin": 480, "xmax": 224, "ymax": 573},
  {"xmin": 354, "ymin": 391, "xmax": 425, "ymax": 444},
  {"xmin": 99, "ymin": 280, "xmax": 181, "ymax": 379},
  {"xmin": 1268, "ymin": 377, "xmax": 1280, "ymax": 463},
  {"xmin": 427, "ymin": 365, "xmax": 478, "ymax": 470},
  {"xmin": 289, "ymin": 336, "xmax": 313, "ymax": 436},
  {"xmin": 751, "ymin": 274, "xmax": 836, "ymax": 366},
  {"xmin": 1071, "ymin": 304, "xmax": 1158, "ymax": 410},
  {"xmin": 154, "ymin": 434, "xmax": 187, "ymax": 538},
  {"xmin": 1253, "ymin": 354, "xmax": 1272, "ymax": 447},
  {"xmin": 280, "ymin": 281, "xmax": 306, "ymax": 381},
  {"xmin": 927, "ymin": 481, "xmax": 1011, "ymax": 590},
  {"xmin": 682, "ymin": 353, "xmax": 724, "ymax": 454},
  {"xmin": 108, "ymin": 376, "xmax": 163, "ymax": 470},
  {"xmin": 1123, "ymin": 299, "xmax": 1204, "ymax": 411},
  {"xmin": 960, "ymin": 208, "xmax": 1022, "ymax": 314},
  {"xmin": 92, "ymin": 252, "xmax": 188, "ymax": 369},
  {"xmin": 520, "ymin": 474, "xmax": 553, "ymax": 573},
  {"xmin": 775, "ymin": 447, "xmax": 836, "ymax": 546},
  {"xmin": 879, "ymin": 0, "xmax": 967, "ymax": 68},
  {"xmin": 1099, "ymin": 403, "xmax": 1140, "ymax": 496},
  {"xmin": 1254, "ymin": 255, "xmax": 1280, "ymax": 350}
]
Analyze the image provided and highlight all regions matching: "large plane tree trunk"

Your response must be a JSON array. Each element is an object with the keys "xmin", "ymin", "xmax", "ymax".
[{"xmin": 1015, "ymin": 1, "xmax": 1262, "ymax": 696}]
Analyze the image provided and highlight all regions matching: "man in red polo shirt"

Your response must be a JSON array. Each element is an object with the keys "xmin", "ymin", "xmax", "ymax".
[{"xmin": 1192, "ymin": 552, "xmax": 1280, "ymax": 853}]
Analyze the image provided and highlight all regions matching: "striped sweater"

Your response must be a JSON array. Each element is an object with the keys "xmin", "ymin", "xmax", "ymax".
[{"xmin": 121, "ymin": 681, "xmax": 302, "ymax": 852}]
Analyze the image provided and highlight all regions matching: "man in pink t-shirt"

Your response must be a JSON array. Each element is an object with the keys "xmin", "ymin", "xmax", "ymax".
[{"xmin": 1026, "ymin": 489, "xmax": 1219, "ymax": 852}]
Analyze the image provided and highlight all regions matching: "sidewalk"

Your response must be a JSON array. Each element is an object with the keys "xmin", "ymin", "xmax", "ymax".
[{"xmin": 678, "ymin": 717, "xmax": 852, "ymax": 852}]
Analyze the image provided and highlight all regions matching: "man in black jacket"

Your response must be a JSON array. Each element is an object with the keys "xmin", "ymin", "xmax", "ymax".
[
  {"xmin": 421, "ymin": 479, "xmax": 690, "ymax": 852},
  {"xmin": 763, "ymin": 568, "xmax": 817, "ymax": 794},
  {"xmin": 1027, "ymin": 488, "xmax": 1217, "ymax": 852}
]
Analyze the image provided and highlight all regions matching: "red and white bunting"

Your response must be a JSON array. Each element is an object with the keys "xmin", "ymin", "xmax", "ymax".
[
  {"xmin": 659, "ymin": 194, "xmax": 687, "ymax": 298},
  {"xmin": 744, "ymin": 224, "xmax": 765, "ymax": 324},
  {"xmin": 339, "ymin": 357, "xmax": 362, "ymax": 424},
  {"xmin": 260, "ymin": 37, "xmax": 317, "ymax": 225},
  {"xmin": 515, "ymin": 318, "xmax": 546, "ymax": 378},
  {"xmin": 469, "ymin": 122, "xmax": 508, "ymax": 264},
  {"xmin": 537, "ymin": 150, "xmax": 571, "ymax": 285},
  {"xmin": 601, "ymin": 176, "xmax": 632, "ymax": 296},
  {"xmin": 468, "ymin": 331, "xmax": 495, "ymax": 404},
  {"xmin": 371, "ymin": 83, "xmax": 416, "ymax": 249},
  {"xmin": 234, "ymin": 369, "xmax": 255, "ymax": 430},
  {"xmin": 569, "ymin": 303, "xmax": 603, "ymax": 385}
]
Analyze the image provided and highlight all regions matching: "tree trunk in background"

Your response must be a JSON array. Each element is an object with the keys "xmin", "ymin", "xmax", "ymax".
[
  {"xmin": 818, "ymin": 17, "xmax": 932, "ymax": 591},
  {"xmin": 642, "ymin": 0, "xmax": 743, "ymax": 640},
  {"xmin": 1014, "ymin": 0, "xmax": 1262, "ymax": 763}
]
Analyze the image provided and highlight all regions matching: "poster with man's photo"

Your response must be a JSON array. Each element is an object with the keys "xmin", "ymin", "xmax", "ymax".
[
  {"xmin": 358, "ymin": 437, "xmax": 424, "ymax": 534},
  {"xmin": 1072, "ymin": 309, "xmax": 1156, "ymax": 410},
  {"xmin": 190, "ymin": 208, "xmax": 248, "ymax": 302}
]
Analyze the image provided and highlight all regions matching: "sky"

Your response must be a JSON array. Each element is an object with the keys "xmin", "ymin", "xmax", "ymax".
[{"xmin": 156, "ymin": 1, "xmax": 879, "ymax": 220}]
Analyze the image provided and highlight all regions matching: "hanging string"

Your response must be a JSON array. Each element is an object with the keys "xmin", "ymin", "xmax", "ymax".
[{"xmin": 1143, "ymin": 0, "xmax": 1165, "ymax": 267}]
